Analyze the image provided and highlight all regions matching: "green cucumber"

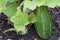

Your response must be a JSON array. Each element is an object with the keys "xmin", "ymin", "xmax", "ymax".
[{"xmin": 35, "ymin": 6, "xmax": 52, "ymax": 39}]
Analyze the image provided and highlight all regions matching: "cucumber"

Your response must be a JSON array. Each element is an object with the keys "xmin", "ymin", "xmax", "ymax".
[{"xmin": 35, "ymin": 6, "xmax": 52, "ymax": 39}]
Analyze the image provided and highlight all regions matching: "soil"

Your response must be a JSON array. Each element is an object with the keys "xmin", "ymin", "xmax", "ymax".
[{"xmin": 0, "ymin": 7, "xmax": 60, "ymax": 40}]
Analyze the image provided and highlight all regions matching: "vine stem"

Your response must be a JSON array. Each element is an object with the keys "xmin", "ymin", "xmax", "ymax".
[
  {"xmin": 17, "ymin": 1, "xmax": 24, "ymax": 11},
  {"xmin": 4, "ymin": 28, "xmax": 15, "ymax": 33}
]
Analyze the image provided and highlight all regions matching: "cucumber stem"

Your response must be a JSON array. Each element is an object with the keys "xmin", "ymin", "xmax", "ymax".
[{"xmin": 4, "ymin": 28, "xmax": 15, "ymax": 33}]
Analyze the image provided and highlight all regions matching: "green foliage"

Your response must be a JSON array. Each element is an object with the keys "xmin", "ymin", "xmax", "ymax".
[
  {"xmin": 3, "ymin": 2, "xmax": 18, "ymax": 18},
  {"xmin": 0, "ymin": 0, "xmax": 6, "ymax": 12},
  {"xmin": 0, "ymin": 0, "xmax": 60, "ymax": 39},
  {"xmin": 32, "ymin": 0, "xmax": 45, "ymax": 7},
  {"xmin": 44, "ymin": 0, "xmax": 60, "ymax": 8},
  {"xmin": 23, "ymin": 0, "xmax": 60, "ymax": 11},
  {"xmin": 28, "ymin": 13, "xmax": 36, "ymax": 23},
  {"xmin": 23, "ymin": 0, "xmax": 45, "ymax": 11},
  {"xmin": 6, "ymin": 0, "xmax": 16, "ymax": 3},
  {"xmin": 10, "ymin": 11, "xmax": 29, "ymax": 34}
]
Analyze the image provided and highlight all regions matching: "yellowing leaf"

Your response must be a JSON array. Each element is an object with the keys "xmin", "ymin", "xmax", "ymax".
[
  {"xmin": 23, "ymin": 0, "xmax": 45, "ymax": 11},
  {"xmin": 23, "ymin": 1, "xmax": 36, "ymax": 11},
  {"xmin": 33, "ymin": 0, "xmax": 45, "ymax": 7},
  {"xmin": 6, "ymin": 0, "xmax": 16, "ymax": 3},
  {"xmin": 44, "ymin": 0, "xmax": 60, "ymax": 8}
]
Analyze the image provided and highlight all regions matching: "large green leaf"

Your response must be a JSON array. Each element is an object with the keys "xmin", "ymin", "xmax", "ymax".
[
  {"xmin": 3, "ymin": 2, "xmax": 18, "ymax": 18},
  {"xmin": 10, "ymin": 11, "xmax": 29, "ymax": 34},
  {"xmin": 0, "ymin": 0, "xmax": 6, "ymax": 12},
  {"xmin": 44, "ymin": 0, "xmax": 60, "ymax": 8}
]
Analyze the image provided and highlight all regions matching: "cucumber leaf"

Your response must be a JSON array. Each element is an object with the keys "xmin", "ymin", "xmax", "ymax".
[
  {"xmin": 6, "ymin": 0, "xmax": 16, "ymax": 3},
  {"xmin": 3, "ymin": 2, "xmax": 18, "ymax": 18},
  {"xmin": 44, "ymin": 0, "xmax": 60, "ymax": 8},
  {"xmin": 23, "ymin": 1, "xmax": 36, "ymax": 11},
  {"xmin": 33, "ymin": 0, "xmax": 45, "ymax": 7},
  {"xmin": 10, "ymin": 11, "xmax": 29, "ymax": 34},
  {"xmin": 23, "ymin": 0, "xmax": 45, "ymax": 11},
  {"xmin": 0, "ymin": 0, "xmax": 6, "ymax": 12}
]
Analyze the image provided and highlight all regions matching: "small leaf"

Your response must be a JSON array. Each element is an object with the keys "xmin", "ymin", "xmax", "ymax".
[
  {"xmin": 3, "ymin": 2, "xmax": 18, "ymax": 18},
  {"xmin": 14, "ymin": 24, "xmax": 27, "ymax": 34},
  {"xmin": 10, "ymin": 11, "xmax": 29, "ymax": 34},
  {"xmin": 28, "ymin": 13, "xmax": 36, "ymax": 23}
]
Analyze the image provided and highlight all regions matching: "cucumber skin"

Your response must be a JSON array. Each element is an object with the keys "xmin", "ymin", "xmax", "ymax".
[{"xmin": 35, "ymin": 6, "xmax": 52, "ymax": 39}]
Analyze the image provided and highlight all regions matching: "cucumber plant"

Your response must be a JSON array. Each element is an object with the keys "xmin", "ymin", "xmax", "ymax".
[{"xmin": 0, "ymin": 0, "xmax": 60, "ymax": 39}]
